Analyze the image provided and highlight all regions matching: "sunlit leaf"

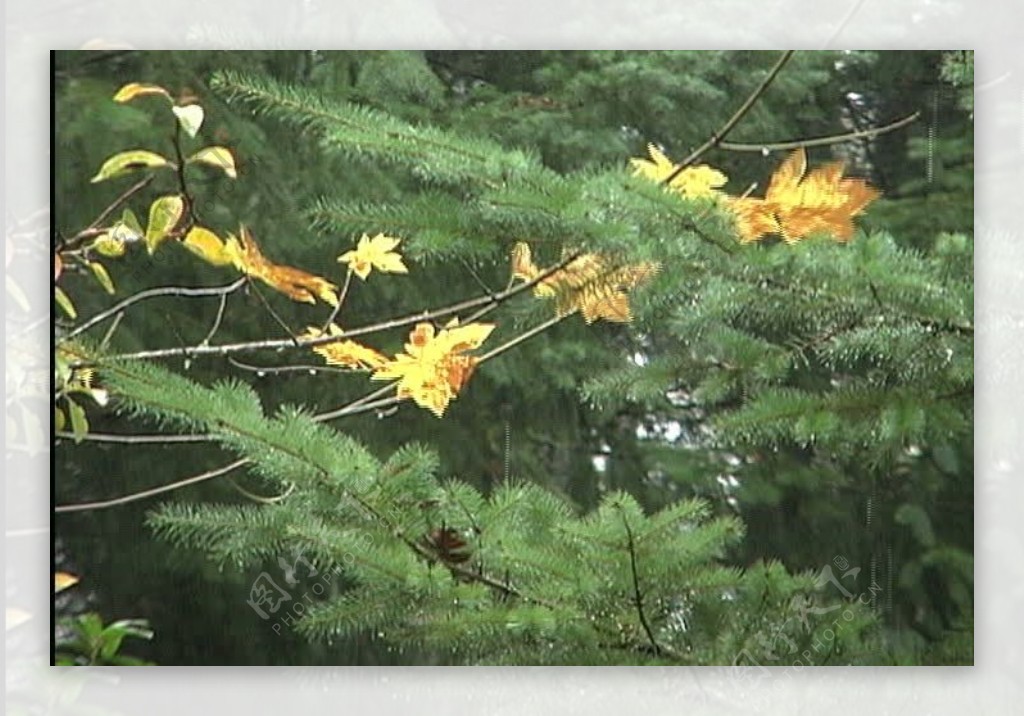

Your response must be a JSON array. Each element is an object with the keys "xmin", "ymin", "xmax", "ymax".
[
  {"xmin": 511, "ymin": 244, "xmax": 659, "ymax": 324},
  {"xmin": 122, "ymin": 208, "xmax": 144, "ymax": 235},
  {"xmin": 303, "ymin": 323, "xmax": 388, "ymax": 371},
  {"xmin": 144, "ymin": 195, "xmax": 185, "ymax": 254},
  {"xmin": 187, "ymin": 146, "xmax": 237, "ymax": 178},
  {"xmin": 55, "ymin": 286, "xmax": 77, "ymax": 318},
  {"xmin": 90, "ymin": 150, "xmax": 170, "ymax": 183},
  {"xmin": 67, "ymin": 398, "xmax": 89, "ymax": 442},
  {"xmin": 56, "ymin": 406, "xmax": 66, "ymax": 432},
  {"xmin": 372, "ymin": 320, "xmax": 495, "ymax": 417},
  {"xmin": 629, "ymin": 143, "xmax": 728, "ymax": 198},
  {"xmin": 225, "ymin": 226, "xmax": 337, "ymax": 305},
  {"xmin": 172, "ymin": 104, "xmax": 205, "ymax": 138},
  {"xmin": 93, "ymin": 233, "xmax": 127, "ymax": 257},
  {"xmin": 727, "ymin": 148, "xmax": 881, "ymax": 244},
  {"xmin": 113, "ymin": 82, "xmax": 171, "ymax": 103},
  {"xmin": 183, "ymin": 226, "xmax": 233, "ymax": 266},
  {"xmin": 338, "ymin": 233, "xmax": 408, "ymax": 280},
  {"xmin": 510, "ymin": 241, "xmax": 539, "ymax": 282},
  {"xmin": 88, "ymin": 261, "xmax": 116, "ymax": 295},
  {"xmin": 54, "ymin": 572, "xmax": 80, "ymax": 593}
]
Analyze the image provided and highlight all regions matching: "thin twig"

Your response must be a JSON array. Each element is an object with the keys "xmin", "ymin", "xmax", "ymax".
[
  {"xmin": 314, "ymin": 394, "xmax": 404, "ymax": 422},
  {"xmin": 54, "ymin": 430, "xmax": 211, "ymax": 444},
  {"xmin": 821, "ymin": 0, "xmax": 870, "ymax": 49},
  {"xmin": 84, "ymin": 252, "xmax": 582, "ymax": 366},
  {"xmin": 61, "ymin": 278, "xmax": 247, "ymax": 342},
  {"xmin": 718, "ymin": 112, "xmax": 920, "ymax": 153},
  {"xmin": 99, "ymin": 311, "xmax": 125, "ymax": 351},
  {"xmin": 663, "ymin": 50, "xmax": 795, "ymax": 185},
  {"xmin": 53, "ymin": 458, "xmax": 249, "ymax": 513},
  {"xmin": 227, "ymin": 478, "xmax": 295, "ymax": 504},
  {"xmin": 478, "ymin": 313, "xmax": 571, "ymax": 363},
  {"xmin": 245, "ymin": 277, "xmax": 301, "ymax": 344},
  {"xmin": 321, "ymin": 269, "xmax": 353, "ymax": 331},
  {"xmin": 228, "ymin": 357, "xmax": 354, "ymax": 376},
  {"xmin": 61, "ymin": 175, "xmax": 156, "ymax": 250},
  {"xmin": 172, "ymin": 122, "xmax": 200, "ymax": 227},
  {"xmin": 200, "ymin": 291, "xmax": 230, "ymax": 346},
  {"xmin": 620, "ymin": 510, "xmax": 664, "ymax": 657}
]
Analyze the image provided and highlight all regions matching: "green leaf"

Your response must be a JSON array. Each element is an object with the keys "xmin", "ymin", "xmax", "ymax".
[
  {"xmin": 67, "ymin": 398, "xmax": 89, "ymax": 443},
  {"xmin": 187, "ymin": 146, "xmax": 237, "ymax": 178},
  {"xmin": 90, "ymin": 150, "xmax": 170, "ymax": 183},
  {"xmin": 56, "ymin": 351, "xmax": 72, "ymax": 385},
  {"xmin": 88, "ymin": 261, "xmax": 116, "ymax": 294},
  {"xmin": 55, "ymin": 286, "xmax": 77, "ymax": 318},
  {"xmin": 122, "ymin": 208, "xmax": 144, "ymax": 235},
  {"xmin": 55, "ymin": 406, "xmax": 66, "ymax": 432},
  {"xmin": 145, "ymin": 195, "xmax": 185, "ymax": 254},
  {"xmin": 183, "ymin": 226, "xmax": 234, "ymax": 266},
  {"xmin": 93, "ymin": 233, "xmax": 127, "ymax": 257},
  {"xmin": 172, "ymin": 104, "xmax": 205, "ymax": 138}
]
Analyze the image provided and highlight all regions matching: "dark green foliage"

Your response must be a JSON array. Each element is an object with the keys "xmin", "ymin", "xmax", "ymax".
[
  {"xmin": 54, "ymin": 50, "xmax": 972, "ymax": 665},
  {"xmin": 98, "ymin": 355, "xmax": 876, "ymax": 664}
]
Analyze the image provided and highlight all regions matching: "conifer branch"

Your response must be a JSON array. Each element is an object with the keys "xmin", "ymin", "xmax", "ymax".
[{"xmin": 620, "ymin": 510, "xmax": 666, "ymax": 658}]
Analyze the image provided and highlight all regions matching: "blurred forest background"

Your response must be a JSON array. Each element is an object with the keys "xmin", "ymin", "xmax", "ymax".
[{"xmin": 51, "ymin": 50, "xmax": 973, "ymax": 665}]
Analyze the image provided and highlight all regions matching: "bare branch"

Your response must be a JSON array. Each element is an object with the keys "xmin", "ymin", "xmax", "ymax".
[
  {"xmin": 718, "ymin": 112, "xmax": 920, "ymax": 153},
  {"xmin": 662, "ymin": 50, "xmax": 795, "ymax": 185},
  {"xmin": 620, "ymin": 509, "xmax": 668, "ymax": 658},
  {"xmin": 321, "ymin": 269, "xmax": 353, "ymax": 331},
  {"xmin": 61, "ymin": 175, "xmax": 155, "ymax": 250},
  {"xmin": 55, "ymin": 431, "xmax": 211, "ymax": 444},
  {"xmin": 83, "ymin": 252, "xmax": 582, "ymax": 366},
  {"xmin": 53, "ymin": 458, "xmax": 249, "ymax": 513},
  {"xmin": 61, "ymin": 278, "xmax": 247, "ymax": 342}
]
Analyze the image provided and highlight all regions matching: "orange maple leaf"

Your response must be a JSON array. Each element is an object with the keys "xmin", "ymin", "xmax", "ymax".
[
  {"xmin": 510, "ymin": 243, "xmax": 660, "ymax": 324},
  {"xmin": 372, "ymin": 320, "xmax": 495, "ymax": 417},
  {"xmin": 302, "ymin": 323, "xmax": 388, "ymax": 371},
  {"xmin": 225, "ymin": 226, "xmax": 338, "ymax": 305},
  {"xmin": 727, "ymin": 148, "xmax": 880, "ymax": 244},
  {"xmin": 629, "ymin": 143, "xmax": 728, "ymax": 198}
]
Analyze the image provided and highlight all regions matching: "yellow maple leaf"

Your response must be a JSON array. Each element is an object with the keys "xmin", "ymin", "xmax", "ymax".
[
  {"xmin": 183, "ymin": 226, "xmax": 234, "ymax": 266},
  {"xmin": 510, "ymin": 241, "xmax": 539, "ymax": 283},
  {"xmin": 629, "ymin": 143, "xmax": 728, "ymax": 198},
  {"xmin": 510, "ymin": 243, "xmax": 660, "ymax": 324},
  {"xmin": 372, "ymin": 320, "xmax": 495, "ymax": 417},
  {"xmin": 338, "ymin": 233, "xmax": 409, "ymax": 280},
  {"xmin": 302, "ymin": 323, "xmax": 388, "ymax": 371},
  {"xmin": 225, "ymin": 226, "xmax": 338, "ymax": 306},
  {"xmin": 54, "ymin": 572, "xmax": 79, "ymax": 593},
  {"xmin": 727, "ymin": 148, "xmax": 881, "ymax": 244}
]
